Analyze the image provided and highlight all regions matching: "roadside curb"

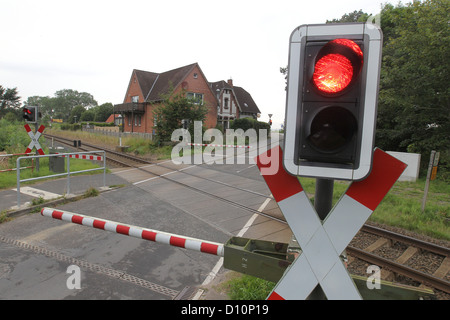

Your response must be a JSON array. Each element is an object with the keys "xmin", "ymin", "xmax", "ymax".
[{"xmin": 2, "ymin": 186, "xmax": 115, "ymax": 220}]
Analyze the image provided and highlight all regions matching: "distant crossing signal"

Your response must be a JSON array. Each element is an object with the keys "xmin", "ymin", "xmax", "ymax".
[{"xmin": 23, "ymin": 106, "xmax": 37, "ymax": 123}]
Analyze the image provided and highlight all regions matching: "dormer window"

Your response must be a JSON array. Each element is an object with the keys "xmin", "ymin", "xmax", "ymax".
[{"xmin": 193, "ymin": 73, "xmax": 198, "ymax": 79}]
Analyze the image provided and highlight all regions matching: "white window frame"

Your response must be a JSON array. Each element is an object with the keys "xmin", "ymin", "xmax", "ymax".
[{"xmin": 186, "ymin": 92, "xmax": 204, "ymax": 105}]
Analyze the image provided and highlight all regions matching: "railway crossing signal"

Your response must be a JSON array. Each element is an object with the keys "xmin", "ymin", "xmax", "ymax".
[
  {"xmin": 283, "ymin": 23, "xmax": 383, "ymax": 181},
  {"xmin": 23, "ymin": 106, "xmax": 37, "ymax": 123}
]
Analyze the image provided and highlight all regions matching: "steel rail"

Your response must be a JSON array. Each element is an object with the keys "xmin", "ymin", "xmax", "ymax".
[
  {"xmin": 362, "ymin": 224, "xmax": 450, "ymax": 258},
  {"xmin": 346, "ymin": 246, "xmax": 450, "ymax": 294}
]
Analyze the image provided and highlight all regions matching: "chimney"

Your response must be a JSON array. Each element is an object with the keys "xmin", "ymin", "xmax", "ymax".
[{"xmin": 227, "ymin": 79, "xmax": 233, "ymax": 87}]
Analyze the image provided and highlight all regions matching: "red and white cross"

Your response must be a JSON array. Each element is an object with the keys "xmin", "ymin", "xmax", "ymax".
[
  {"xmin": 256, "ymin": 146, "xmax": 407, "ymax": 300},
  {"xmin": 24, "ymin": 124, "xmax": 45, "ymax": 155}
]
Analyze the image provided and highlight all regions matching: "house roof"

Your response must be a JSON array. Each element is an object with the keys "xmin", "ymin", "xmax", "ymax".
[
  {"xmin": 132, "ymin": 63, "xmax": 205, "ymax": 103},
  {"xmin": 209, "ymin": 80, "xmax": 233, "ymax": 92},
  {"xmin": 127, "ymin": 63, "xmax": 260, "ymax": 115},
  {"xmin": 105, "ymin": 114, "xmax": 115, "ymax": 123},
  {"xmin": 133, "ymin": 69, "xmax": 159, "ymax": 101},
  {"xmin": 233, "ymin": 86, "xmax": 260, "ymax": 114},
  {"xmin": 209, "ymin": 80, "xmax": 261, "ymax": 115},
  {"xmin": 146, "ymin": 63, "xmax": 198, "ymax": 102}
]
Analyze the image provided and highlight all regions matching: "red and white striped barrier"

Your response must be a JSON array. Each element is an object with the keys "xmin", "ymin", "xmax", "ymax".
[
  {"xmin": 40, "ymin": 208, "xmax": 224, "ymax": 256},
  {"xmin": 256, "ymin": 146, "xmax": 407, "ymax": 300},
  {"xmin": 188, "ymin": 143, "xmax": 251, "ymax": 148},
  {"xmin": 0, "ymin": 153, "xmax": 34, "ymax": 173},
  {"xmin": 55, "ymin": 153, "xmax": 103, "ymax": 161},
  {"xmin": 0, "ymin": 166, "xmax": 34, "ymax": 173}
]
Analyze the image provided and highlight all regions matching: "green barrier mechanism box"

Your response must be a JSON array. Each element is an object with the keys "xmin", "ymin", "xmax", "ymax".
[
  {"xmin": 223, "ymin": 237, "xmax": 292, "ymax": 283},
  {"xmin": 224, "ymin": 236, "xmax": 434, "ymax": 299}
]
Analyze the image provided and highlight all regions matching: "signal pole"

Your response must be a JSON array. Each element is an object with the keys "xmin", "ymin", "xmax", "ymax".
[
  {"xmin": 315, "ymin": 178, "xmax": 334, "ymax": 220},
  {"xmin": 35, "ymin": 106, "xmax": 40, "ymax": 171}
]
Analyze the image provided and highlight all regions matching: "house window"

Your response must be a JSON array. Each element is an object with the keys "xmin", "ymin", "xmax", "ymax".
[
  {"xmin": 135, "ymin": 115, "xmax": 141, "ymax": 126},
  {"xmin": 224, "ymin": 98, "xmax": 229, "ymax": 109},
  {"xmin": 186, "ymin": 92, "xmax": 203, "ymax": 105},
  {"xmin": 193, "ymin": 73, "xmax": 198, "ymax": 79},
  {"xmin": 131, "ymin": 96, "xmax": 139, "ymax": 103}
]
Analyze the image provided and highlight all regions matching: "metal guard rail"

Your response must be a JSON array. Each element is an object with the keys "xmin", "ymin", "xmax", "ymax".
[{"xmin": 16, "ymin": 150, "xmax": 106, "ymax": 207}]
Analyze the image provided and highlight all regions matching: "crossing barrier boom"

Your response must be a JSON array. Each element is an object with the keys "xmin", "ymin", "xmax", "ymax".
[{"xmin": 40, "ymin": 208, "xmax": 224, "ymax": 256}]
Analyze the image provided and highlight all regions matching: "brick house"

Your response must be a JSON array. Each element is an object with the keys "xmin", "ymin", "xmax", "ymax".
[
  {"xmin": 114, "ymin": 63, "xmax": 218, "ymax": 134},
  {"xmin": 114, "ymin": 63, "xmax": 260, "ymax": 134}
]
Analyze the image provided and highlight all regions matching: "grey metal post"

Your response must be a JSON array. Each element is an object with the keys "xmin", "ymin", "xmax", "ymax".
[
  {"xmin": 35, "ymin": 122, "xmax": 40, "ymax": 172},
  {"xmin": 17, "ymin": 157, "xmax": 21, "ymax": 207},
  {"xmin": 422, "ymin": 150, "xmax": 436, "ymax": 212},
  {"xmin": 67, "ymin": 155, "xmax": 70, "ymax": 195},
  {"xmin": 315, "ymin": 178, "xmax": 334, "ymax": 220},
  {"xmin": 103, "ymin": 154, "xmax": 106, "ymax": 188}
]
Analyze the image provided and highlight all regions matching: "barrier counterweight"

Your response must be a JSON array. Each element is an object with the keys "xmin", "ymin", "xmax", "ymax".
[{"xmin": 40, "ymin": 208, "xmax": 224, "ymax": 256}]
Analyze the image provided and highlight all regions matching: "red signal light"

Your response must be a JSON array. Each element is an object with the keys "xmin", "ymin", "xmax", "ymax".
[
  {"xmin": 313, "ymin": 53, "xmax": 353, "ymax": 94},
  {"xmin": 312, "ymin": 39, "xmax": 363, "ymax": 95}
]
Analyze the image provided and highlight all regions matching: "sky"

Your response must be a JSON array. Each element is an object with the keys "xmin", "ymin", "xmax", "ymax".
[{"xmin": 1, "ymin": 0, "xmax": 409, "ymax": 129}]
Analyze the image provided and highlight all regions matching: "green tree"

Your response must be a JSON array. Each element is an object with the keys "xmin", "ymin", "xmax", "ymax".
[
  {"xmin": 153, "ymin": 90, "xmax": 208, "ymax": 143},
  {"xmin": 70, "ymin": 105, "xmax": 86, "ymax": 123},
  {"xmin": 24, "ymin": 89, "xmax": 98, "ymax": 122},
  {"xmin": 93, "ymin": 102, "xmax": 113, "ymax": 122},
  {"xmin": 326, "ymin": 9, "xmax": 370, "ymax": 23},
  {"xmin": 80, "ymin": 109, "xmax": 95, "ymax": 122},
  {"xmin": 376, "ymin": 0, "xmax": 449, "ymax": 176},
  {"xmin": 0, "ymin": 86, "xmax": 21, "ymax": 117},
  {"xmin": 54, "ymin": 89, "xmax": 97, "ymax": 120}
]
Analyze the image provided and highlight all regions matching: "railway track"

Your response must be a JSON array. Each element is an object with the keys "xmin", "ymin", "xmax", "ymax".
[
  {"xmin": 349, "ymin": 224, "xmax": 450, "ymax": 298},
  {"xmin": 43, "ymin": 133, "xmax": 450, "ymax": 298}
]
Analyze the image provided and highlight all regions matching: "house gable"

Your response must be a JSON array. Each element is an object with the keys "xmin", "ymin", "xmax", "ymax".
[
  {"xmin": 123, "ymin": 69, "xmax": 158, "ymax": 103},
  {"xmin": 172, "ymin": 64, "xmax": 218, "ymax": 128},
  {"xmin": 211, "ymin": 79, "xmax": 260, "ymax": 122}
]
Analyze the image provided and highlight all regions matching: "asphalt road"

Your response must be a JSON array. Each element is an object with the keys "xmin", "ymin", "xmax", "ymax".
[
  {"xmin": 0, "ymin": 183, "xmax": 228, "ymax": 299},
  {"xmin": 0, "ymin": 139, "xmax": 290, "ymax": 300}
]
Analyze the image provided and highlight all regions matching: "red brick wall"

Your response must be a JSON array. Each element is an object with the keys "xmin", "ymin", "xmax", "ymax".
[
  {"xmin": 172, "ymin": 65, "xmax": 217, "ymax": 129},
  {"xmin": 124, "ymin": 73, "xmax": 144, "ymax": 104},
  {"xmin": 122, "ymin": 71, "xmax": 156, "ymax": 134}
]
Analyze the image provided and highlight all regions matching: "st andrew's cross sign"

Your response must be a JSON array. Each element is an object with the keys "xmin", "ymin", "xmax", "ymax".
[{"xmin": 256, "ymin": 146, "xmax": 407, "ymax": 299}]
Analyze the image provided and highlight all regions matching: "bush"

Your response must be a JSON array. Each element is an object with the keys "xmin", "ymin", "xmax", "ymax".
[
  {"xmin": 61, "ymin": 123, "xmax": 81, "ymax": 131},
  {"xmin": 0, "ymin": 119, "xmax": 30, "ymax": 152},
  {"xmin": 230, "ymin": 118, "xmax": 270, "ymax": 137},
  {"xmin": 80, "ymin": 121, "xmax": 114, "ymax": 127}
]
